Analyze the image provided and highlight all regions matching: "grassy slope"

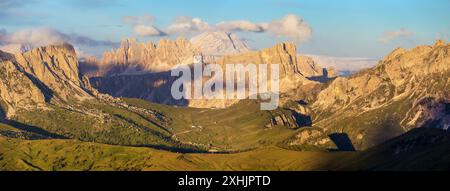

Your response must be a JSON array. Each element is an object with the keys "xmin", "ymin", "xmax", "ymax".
[
  {"xmin": 124, "ymin": 98, "xmax": 300, "ymax": 151},
  {"xmin": 10, "ymin": 102, "xmax": 193, "ymax": 151},
  {"xmin": 313, "ymin": 96, "xmax": 410, "ymax": 150},
  {"xmin": 0, "ymin": 136, "xmax": 348, "ymax": 171},
  {"xmin": 306, "ymin": 70, "xmax": 450, "ymax": 151},
  {"xmin": 5, "ymin": 97, "xmax": 300, "ymax": 153},
  {"xmin": 1, "ymin": 128, "xmax": 448, "ymax": 171},
  {"xmin": 341, "ymin": 128, "xmax": 450, "ymax": 170}
]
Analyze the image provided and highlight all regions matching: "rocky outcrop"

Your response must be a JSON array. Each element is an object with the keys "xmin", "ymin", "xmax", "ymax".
[
  {"xmin": 15, "ymin": 44, "xmax": 95, "ymax": 100},
  {"xmin": 85, "ymin": 35, "xmax": 324, "ymax": 108},
  {"xmin": 297, "ymin": 55, "xmax": 325, "ymax": 77},
  {"xmin": 297, "ymin": 55, "xmax": 337, "ymax": 82},
  {"xmin": 305, "ymin": 54, "xmax": 377, "ymax": 75},
  {"xmin": 0, "ymin": 59, "xmax": 47, "ymax": 114},
  {"xmin": 403, "ymin": 97, "xmax": 449, "ymax": 130},
  {"xmin": 288, "ymin": 128, "xmax": 335, "ymax": 149},
  {"xmin": 91, "ymin": 42, "xmax": 319, "ymax": 109},
  {"xmin": 289, "ymin": 40, "xmax": 450, "ymax": 150},
  {"xmin": 83, "ymin": 38, "xmax": 200, "ymax": 76},
  {"xmin": 0, "ymin": 43, "xmax": 95, "ymax": 116},
  {"xmin": 215, "ymin": 42, "xmax": 316, "ymax": 93},
  {"xmin": 313, "ymin": 40, "xmax": 449, "ymax": 115},
  {"xmin": 266, "ymin": 113, "xmax": 299, "ymax": 129}
]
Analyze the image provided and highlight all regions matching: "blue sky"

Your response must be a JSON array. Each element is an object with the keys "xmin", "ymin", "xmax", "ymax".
[{"xmin": 0, "ymin": 0, "xmax": 449, "ymax": 58}]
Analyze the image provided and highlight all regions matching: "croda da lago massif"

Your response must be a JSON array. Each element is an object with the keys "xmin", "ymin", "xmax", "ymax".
[{"xmin": 0, "ymin": 0, "xmax": 449, "ymax": 176}]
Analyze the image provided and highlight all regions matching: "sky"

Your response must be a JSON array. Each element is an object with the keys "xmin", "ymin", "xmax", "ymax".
[{"xmin": 0, "ymin": 0, "xmax": 449, "ymax": 58}]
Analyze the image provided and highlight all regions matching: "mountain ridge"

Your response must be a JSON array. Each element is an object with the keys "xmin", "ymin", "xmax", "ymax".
[
  {"xmin": 0, "ymin": 43, "xmax": 96, "ymax": 116},
  {"xmin": 1, "ymin": 40, "xmax": 449, "ymax": 171},
  {"xmin": 286, "ymin": 40, "xmax": 450, "ymax": 150},
  {"xmin": 190, "ymin": 31, "xmax": 251, "ymax": 56}
]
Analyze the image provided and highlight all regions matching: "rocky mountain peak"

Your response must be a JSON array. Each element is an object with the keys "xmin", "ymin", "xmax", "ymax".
[
  {"xmin": 276, "ymin": 42, "xmax": 296, "ymax": 55},
  {"xmin": 434, "ymin": 39, "xmax": 445, "ymax": 47},
  {"xmin": 296, "ymin": 55, "xmax": 335, "ymax": 78},
  {"xmin": 156, "ymin": 38, "xmax": 197, "ymax": 54},
  {"xmin": 190, "ymin": 31, "xmax": 250, "ymax": 56},
  {"xmin": 159, "ymin": 38, "xmax": 191, "ymax": 47},
  {"xmin": 119, "ymin": 38, "xmax": 142, "ymax": 52},
  {"xmin": 0, "ymin": 43, "xmax": 95, "ymax": 117},
  {"xmin": 121, "ymin": 38, "xmax": 138, "ymax": 45},
  {"xmin": 16, "ymin": 43, "xmax": 81, "ymax": 83},
  {"xmin": 313, "ymin": 40, "xmax": 449, "ymax": 134},
  {"xmin": 380, "ymin": 40, "xmax": 449, "ymax": 83},
  {"xmin": 93, "ymin": 38, "xmax": 199, "ymax": 75},
  {"xmin": 211, "ymin": 42, "xmax": 315, "ymax": 96},
  {"xmin": 91, "ymin": 41, "xmax": 320, "ymax": 109},
  {"xmin": 383, "ymin": 47, "xmax": 406, "ymax": 62}
]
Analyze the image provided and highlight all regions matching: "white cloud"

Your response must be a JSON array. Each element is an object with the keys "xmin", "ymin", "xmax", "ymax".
[
  {"xmin": 379, "ymin": 28, "xmax": 413, "ymax": 43},
  {"xmin": 166, "ymin": 16, "xmax": 211, "ymax": 35},
  {"xmin": 133, "ymin": 24, "xmax": 166, "ymax": 37},
  {"xmin": 216, "ymin": 20, "xmax": 266, "ymax": 32},
  {"xmin": 0, "ymin": 27, "xmax": 117, "ymax": 54},
  {"xmin": 0, "ymin": 28, "xmax": 72, "ymax": 48},
  {"xmin": 122, "ymin": 14, "xmax": 168, "ymax": 37},
  {"xmin": 167, "ymin": 14, "xmax": 312, "ymax": 42},
  {"xmin": 122, "ymin": 13, "xmax": 313, "ymax": 42},
  {"xmin": 266, "ymin": 14, "xmax": 312, "ymax": 42}
]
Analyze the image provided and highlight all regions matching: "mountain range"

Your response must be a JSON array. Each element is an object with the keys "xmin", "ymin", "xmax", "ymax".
[
  {"xmin": 84, "ymin": 32, "xmax": 336, "ymax": 108},
  {"xmin": 0, "ymin": 32, "xmax": 449, "ymax": 171}
]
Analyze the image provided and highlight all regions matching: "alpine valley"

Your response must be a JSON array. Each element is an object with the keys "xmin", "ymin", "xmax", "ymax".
[{"xmin": 0, "ymin": 31, "xmax": 449, "ymax": 171}]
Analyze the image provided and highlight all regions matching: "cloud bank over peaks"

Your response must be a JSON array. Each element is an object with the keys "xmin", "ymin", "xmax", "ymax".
[
  {"xmin": 122, "ymin": 14, "xmax": 167, "ymax": 37},
  {"xmin": 133, "ymin": 25, "xmax": 167, "ymax": 37},
  {"xmin": 123, "ymin": 13, "xmax": 313, "ymax": 43},
  {"xmin": 166, "ymin": 16, "xmax": 212, "ymax": 35},
  {"xmin": 216, "ymin": 20, "xmax": 266, "ymax": 33},
  {"xmin": 0, "ymin": 27, "xmax": 118, "ymax": 55},
  {"xmin": 266, "ymin": 14, "xmax": 312, "ymax": 43}
]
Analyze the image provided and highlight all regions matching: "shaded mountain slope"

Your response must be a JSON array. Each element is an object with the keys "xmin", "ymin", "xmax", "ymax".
[
  {"xmin": 1, "ymin": 127, "xmax": 448, "ymax": 171},
  {"xmin": 0, "ymin": 44, "xmax": 199, "ymax": 151},
  {"xmin": 286, "ymin": 40, "xmax": 450, "ymax": 150}
]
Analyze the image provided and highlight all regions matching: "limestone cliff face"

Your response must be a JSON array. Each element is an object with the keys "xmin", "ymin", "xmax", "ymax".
[
  {"xmin": 297, "ymin": 55, "xmax": 324, "ymax": 77},
  {"xmin": 314, "ymin": 40, "xmax": 449, "ymax": 115},
  {"xmin": 86, "ymin": 33, "xmax": 251, "ymax": 77},
  {"xmin": 218, "ymin": 42, "xmax": 300, "ymax": 77},
  {"xmin": 86, "ymin": 38, "xmax": 200, "ymax": 76},
  {"xmin": 0, "ymin": 59, "xmax": 47, "ymax": 114},
  {"xmin": 382, "ymin": 40, "xmax": 449, "ymax": 86},
  {"xmin": 190, "ymin": 43, "xmax": 321, "ymax": 109},
  {"xmin": 92, "ymin": 42, "xmax": 318, "ymax": 109},
  {"xmin": 88, "ymin": 38, "xmax": 330, "ymax": 110},
  {"xmin": 215, "ymin": 42, "xmax": 315, "ymax": 93},
  {"xmin": 0, "ymin": 44, "xmax": 95, "ymax": 116},
  {"xmin": 297, "ymin": 55, "xmax": 336, "ymax": 78},
  {"xmin": 291, "ymin": 40, "xmax": 450, "ymax": 150}
]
